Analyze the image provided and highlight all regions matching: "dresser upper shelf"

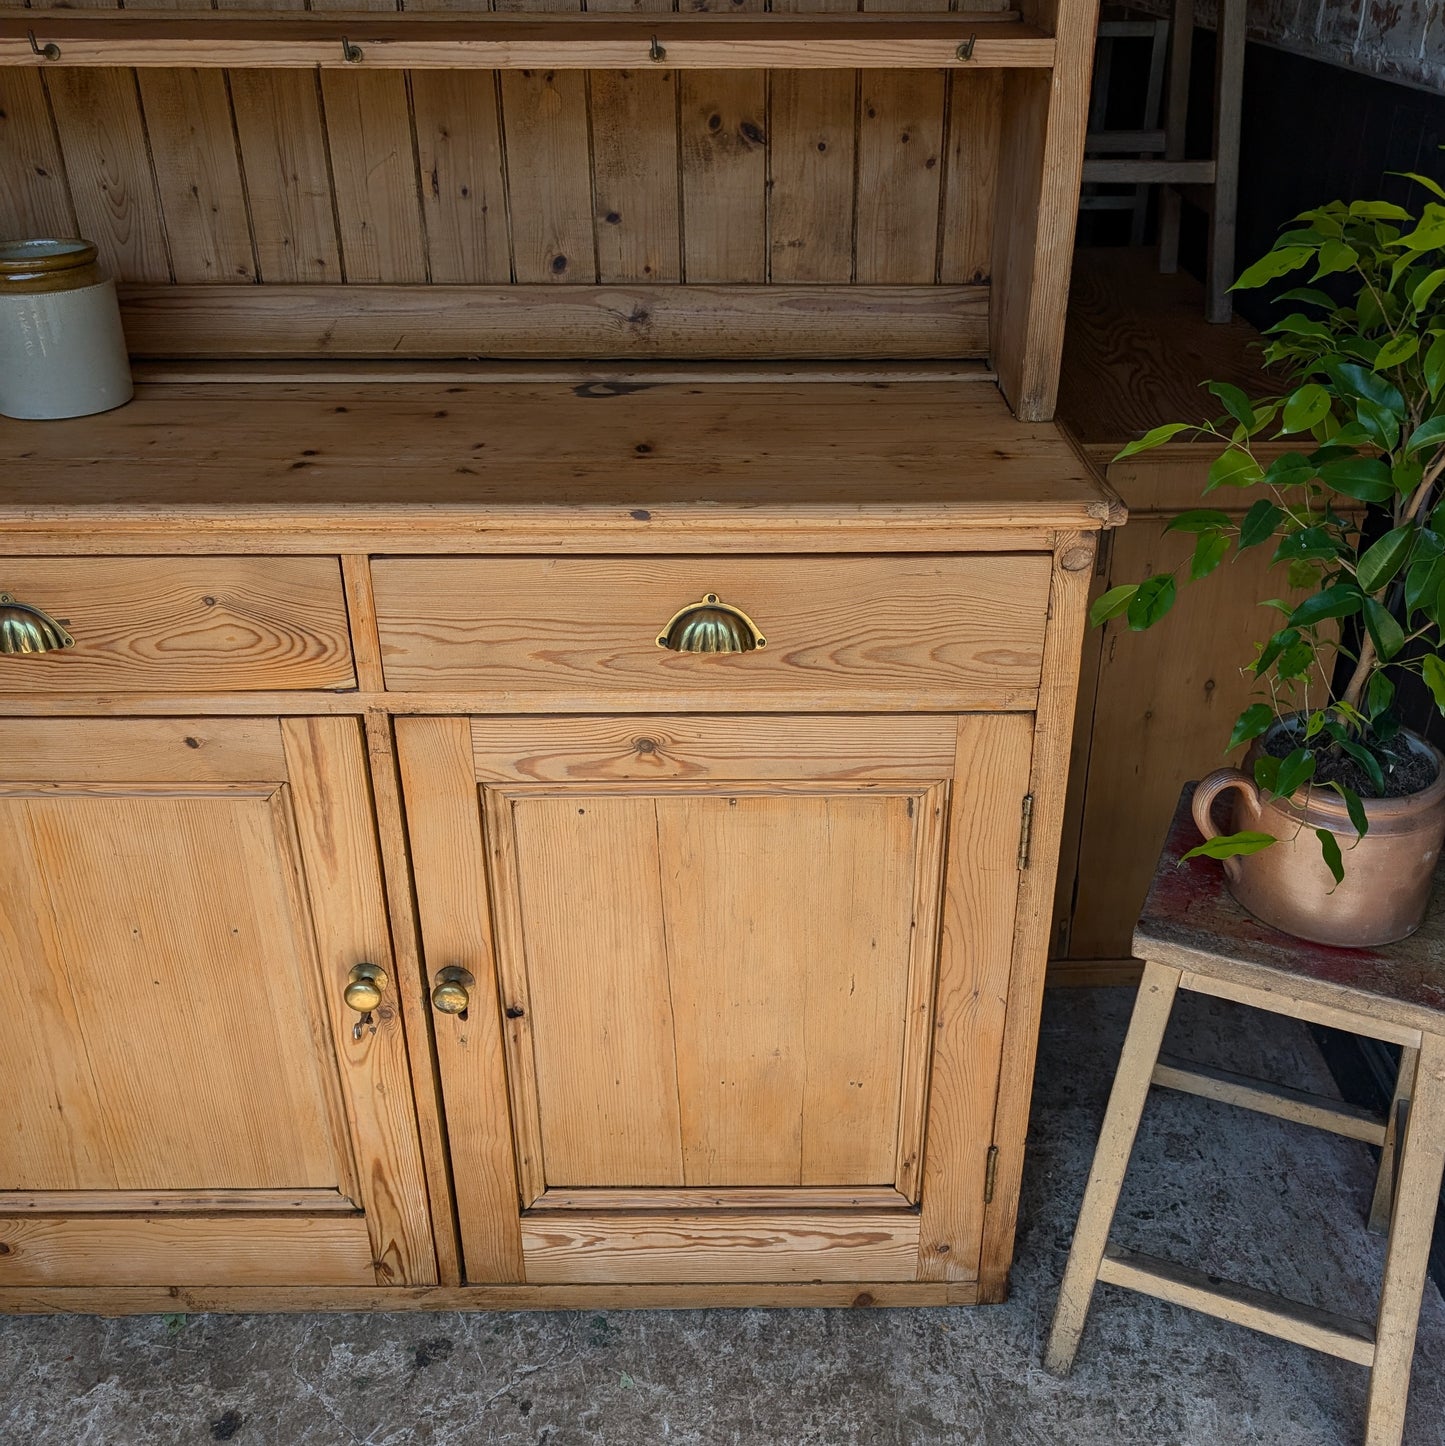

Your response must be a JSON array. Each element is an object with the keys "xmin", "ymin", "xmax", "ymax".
[
  {"xmin": 0, "ymin": 374, "xmax": 1120, "ymax": 554},
  {"xmin": 0, "ymin": 11, "xmax": 1054, "ymax": 71}
]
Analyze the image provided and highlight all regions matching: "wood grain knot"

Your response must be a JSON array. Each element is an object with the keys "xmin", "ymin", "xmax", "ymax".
[{"xmin": 1059, "ymin": 545, "xmax": 1094, "ymax": 572}]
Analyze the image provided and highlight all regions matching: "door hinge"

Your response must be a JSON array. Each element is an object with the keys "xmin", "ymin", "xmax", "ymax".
[
  {"xmin": 1017, "ymin": 794, "xmax": 1035, "ymax": 870},
  {"xmin": 983, "ymin": 1144, "xmax": 999, "ymax": 1204}
]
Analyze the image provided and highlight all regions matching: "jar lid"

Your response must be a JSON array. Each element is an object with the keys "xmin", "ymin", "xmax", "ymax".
[{"xmin": 0, "ymin": 238, "xmax": 99, "ymax": 275}]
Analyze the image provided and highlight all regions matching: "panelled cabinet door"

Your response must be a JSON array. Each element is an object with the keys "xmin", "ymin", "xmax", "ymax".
[
  {"xmin": 0, "ymin": 718, "xmax": 434, "ymax": 1288},
  {"xmin": 398, "ymin": 713, "xmax": 1033, "ymax": 1288}
]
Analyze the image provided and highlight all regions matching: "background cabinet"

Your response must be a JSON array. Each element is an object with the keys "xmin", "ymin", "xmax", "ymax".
[
  {"xmin": 0, "ymin": 717, "xmax": 434, "ymax": 1286},
  {"xmin": 399, "ymin": 711, "xmax": 1034, "ymax": 1288}
]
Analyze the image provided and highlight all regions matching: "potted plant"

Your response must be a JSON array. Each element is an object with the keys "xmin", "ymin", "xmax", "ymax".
[{"xmin": 1096, "ymin": 181, "xmax": 1445, "ymax": 946}]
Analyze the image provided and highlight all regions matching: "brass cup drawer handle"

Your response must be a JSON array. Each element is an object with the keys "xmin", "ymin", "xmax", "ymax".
[
  {"xmin": 656, "ymin": 593, "xmax": 766, "ymax": 654},
  {"xmin": 0, "ymin": 593, "xmax": 74, "ymax": 655},
  {"xmin": 432, "ymin": 966, "xmax": 474, "ymax": 1017}
]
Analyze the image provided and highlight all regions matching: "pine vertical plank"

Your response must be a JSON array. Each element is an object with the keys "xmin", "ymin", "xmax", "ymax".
[
  {"xmin": 767, "ymin": 70, "xmax": 856, "ymax": 283},
  {"xmin": 410, "ymin": 71, "xmax": 512, "ymax": 284},
  {"xmin": 939, "ymin": 70, "xmax": 1003, "ymax": 285},
  {"xmin": 135, "ymin": 69, "xmax": 256, "ymax": 284},
  {"xmin": 0, "ymin": 72, "xmax": 77, "ymax": 242},
  {"xmin": 220, "ymin": 0, "xmax": 341, "ymax": 285},
  {"xmin": 679, "ymin": 70, "xmax": 767, "ymax": 283},
  {"xmin": 855, "ymin": 70, "xmax": 946, "ymax": 284},
  {"xmin": 978, "ymin": 536, "xmax": 1098, "ymax": 1297},
  {"xmin": 590, "ymin": 68, "xmax": 681, "ymax": 284},
  {"xmin": 498, "ymin": 67, "xmax": 596, "ymax": 283},
  {"xmin": 916, "ymin": 712, "xmax": 1035, "ymax": 1282},
  {"xmin": 318, "ymin": 68, "xmax": 429, "ymax": 283},
  {"xmin": 45, "ymin": 68, "xmax": 170, "ymax": 284},
  {"xmin": 228, "ymin": 71, "xmax": 342, "ymax": 284},
  {"xmin": 395, "ymin": 718, "xmax": 525, "ymax": 1285},
  {"xmin": 992, "ymin": 0, "xmax": 1102, "ymax": 420}
]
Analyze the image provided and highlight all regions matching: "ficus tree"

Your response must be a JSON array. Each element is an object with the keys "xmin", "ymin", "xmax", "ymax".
[{"xmin": 1093, "ymin": 178, "xmax": 1445, "ymax": 878}]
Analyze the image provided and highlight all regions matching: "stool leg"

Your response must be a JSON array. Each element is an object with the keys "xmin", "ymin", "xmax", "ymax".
[
  {"xmin": 1044, "ymin": 960, "xmax": 1182, "ymax": 1376},
  {"xmin": 1366, "ymin": 1032, "xmax": 1445, "ymax": 1446},
  {"xmin": 1368, "ymin": 1045, "xmax": 1419, "ymax": 1236}
]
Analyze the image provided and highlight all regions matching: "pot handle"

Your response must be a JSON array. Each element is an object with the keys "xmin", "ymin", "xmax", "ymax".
[{"xmin": 1191, "ymin": 768, "xmax": 1259, "ymax": 882}]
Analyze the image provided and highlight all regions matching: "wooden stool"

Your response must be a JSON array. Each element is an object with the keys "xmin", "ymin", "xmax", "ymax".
[{"xmin": 1045, "ymin": 786, "xmax": 1445, "ymax": 1446}]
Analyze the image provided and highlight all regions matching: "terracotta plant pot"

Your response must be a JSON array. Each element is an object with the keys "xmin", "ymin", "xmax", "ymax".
[{"xmin": 1192, "ymin": 720, "xmax": 1445, "ymax": 947}]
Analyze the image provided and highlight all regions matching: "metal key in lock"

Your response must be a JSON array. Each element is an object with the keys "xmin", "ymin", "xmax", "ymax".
[{"xmin": 343, "ymin": 962, "xmax": 388, "ymax": 1041}]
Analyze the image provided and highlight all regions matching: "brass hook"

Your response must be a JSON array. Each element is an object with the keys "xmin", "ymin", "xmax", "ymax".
[
  {"xmin": 956, "ymin": 33, "xmax": 977, "ymax": 61},
  {"xmin": 28, "ymin": 30, "xmax": 61, "ymax": 62},
  {"xmin": 649, "ymin": 34, "xmax": 666, "ymax": 62},
  {"xmin": 341, "ymin": 36, "xmax": 363, "ymax": 63}
]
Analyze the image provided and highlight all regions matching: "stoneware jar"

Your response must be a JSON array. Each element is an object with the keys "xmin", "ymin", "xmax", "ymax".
[
  {"xmin": 1193, "ymin": 721, "xmax": 1445, "ymax": 947},
  {"xmin": 0, "ymin": 238, "xmax": 133, "ymax": 420}
]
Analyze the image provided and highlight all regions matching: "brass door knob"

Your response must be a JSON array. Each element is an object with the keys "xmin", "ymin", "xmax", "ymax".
[
  {"xmin": 432, "ymin": 966, "xmax": 474, "ymax": 1016},
  {"xmin": 0, "ymin": 594, "xmax": 74, "ymax": 655},
  {"xmin": 343, "ymin": 962, "xmax": 388, "ymax": 1014},
  {"xmin": 657, "ymin": 593, "xmax": 765, "ymax": 654}
]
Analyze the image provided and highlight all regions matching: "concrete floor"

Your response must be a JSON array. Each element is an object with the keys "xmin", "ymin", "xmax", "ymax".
[{"xmin": 2, "ymin": 988, "xmax": 1443, "ymax": 1446}]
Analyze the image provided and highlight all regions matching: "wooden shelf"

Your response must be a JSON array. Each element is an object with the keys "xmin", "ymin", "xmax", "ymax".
[
  {"xmin": 0, "ymin": 376, "xmax": 1117, "ymax": 554},
  {"xmin": 0, "ymin": 11, "xmax": 1055, "ymax": 71}
]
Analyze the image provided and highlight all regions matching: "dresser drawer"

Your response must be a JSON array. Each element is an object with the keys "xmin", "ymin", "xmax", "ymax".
[
  {"xmin": 372, "ymin": 555, "xmax": 1050, "ymax": 709},
  {"xmin": 0, "ymin": 558, "xmax": 355, "ymax": 693}
]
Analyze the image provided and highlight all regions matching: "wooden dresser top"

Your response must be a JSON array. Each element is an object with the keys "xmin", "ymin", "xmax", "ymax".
[{"xmin": 0, "ymin": 376, "xmax": 1121, "ymax": 554}]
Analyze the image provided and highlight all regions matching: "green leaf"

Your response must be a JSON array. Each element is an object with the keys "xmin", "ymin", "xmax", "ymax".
[
  {"xmin": 1191, "ymin": 532, "xmax": 1230, "ymax": 580},
  {"xmin": 1165, "ymin": 508, "xmax": 1233, "ymax": 534},
  {"xmin": 1228, "ymin": 703, "xmax": 1275, "ymax": 749},
  {"xmin": 1313, "ymin": 239, "xmax": 1359, "ymax": 278},
  {"xmin": 1351, "ymin": 200, "xmax": 1413, "ymax": 220},
  {"xmin": 1317, "ymin": 828, "xmax": 1345, "ymax": 886},
  {"xmin": 1239, "ymin": 499, "xmax": 1285, "ymax": 549},
  {"xmin": 1374, "ymin": 334, "xmax": 1420, "ymax": 371},
  {"xmin": 1405, "ymin": 555, "xmax": 1445, "ymax": 618},
  {"xmin": 1323, "ymin": 359, "xmax": 1406, "ymax": 416},
  {"xmin": 1281, "ymin": 383, "xmax": 1332, "ymax": 434},
  {"xmin": 1253, "ymin": 627, "xmax": 1299, "ymax": 676},
  {"xmin": 1367, "ymin": 670, "xmax": 1395, "ymax": 722},
  {"xmin": 1276, "ymin": 287, "xmax": 1345, "ymax": 309},
  {"xmin": 1206, "ymin": 448, "xmax": 1265, "ymax": 490},
  {"xmin": 1394, "ymin": 219, "xmax": 1445, "ymax": 252},
  {"xmin": 1318, "ymin": 456, "xmax": 1396, "ymax": 503},
  {"xmin": 1394, "ymin": 458, "xmax": 1425, "ymax": 495},
  {"xmin": 1274, "ymin": 747, "xmax": 1316, "ymax": 798},
  {"xmin": 1127, "ymin": 574, "xmax": 1177, "ymax": 630},
  {"xmin": 1356, "ymin": 525, "xmax": 1414, "ymax": 592},
  {"xmin": 1413, "ymin": 267, "xmax": 1445, "ymax": 310},
  {"xmin": 1267, "ymin": 312, "xmax": 1334, "ymax": 340},
  {"xmin": 1089, "ymin": 584, "xmax": 1138, "ymax": 628},
  {"xmin": 1406, "ymin": 414, "xmax": 1445, "ymax": 457},
  {"xmin": 1274, "ymin": 526, "xmax": 1344, "ymax": 563},
  {"xmin": 1334, "ymin": 733, "xmax": 1387, "ymax": 794},
  {"xmin": 1288, "ymin": 558, "xmax": 1320, "ymax": 590},
  {"xmin": 1394, "ymin": 171, "xmax": 1445, "ymax": 202},
  {"xmin": 1276, "ymin": 638, "xmax": 1315, "ymax": 678},
  {"xmin": 1332, "ymin": 783, "xmax": 1371, "ymax": 839},
  {"xmin": 1422, "ymin": 653, "xmax": 1445, "ymax": 715},
  {"xmin": 1287, "ymin": 585, "xmax": 1363, "ymax": 628},
  {"xmin": 1207, "ymin": 381, "xmax": 1257, "ymax": 430},
  {"xmin": 1233, "ymin": 245, "xmax": 1316, "ymax": 290},
  {"xmin": 1115, "ymin": 423, "xmax": 1194, "ymax": 460},
  {"xmin": 1425, "ymin": 334, "xmax": 1445, "ymax": 400},
  {"xmin": 1181, "ymin": 831, "xmax": 1278, "ymax": 862},
  {"xmin": 1363, "ymin": 597, "xmax": 1406, "ymax": 661},
  {"xmin": 1355, "ymin": 397, "xmax": 1401, "ymax": 451}
]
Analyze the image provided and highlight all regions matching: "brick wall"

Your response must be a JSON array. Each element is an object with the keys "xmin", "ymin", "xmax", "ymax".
[{"xmin": 1131, "ymin": 0, "xmax": 1444, "ymax": 91}]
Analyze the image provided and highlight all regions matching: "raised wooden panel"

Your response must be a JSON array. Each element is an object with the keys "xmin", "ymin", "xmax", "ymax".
[
  {"xmin": 0, "ymin": 557, "xmax": 355, "ymax": 694},
  {"xmin": 0, "ymin": 1216, "xmax": 377, "ymax": 1287},
  {"xmin": 372, "ymin": 554, "xmax": 1050, "ymax": 709},
  {"xmin": 521, "ymin": 1211, "xmax": 922, "ymax": 1284},
  {"xmin": 0, "ymin": 788, "xmax": 352, "ymax": 1193}
]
